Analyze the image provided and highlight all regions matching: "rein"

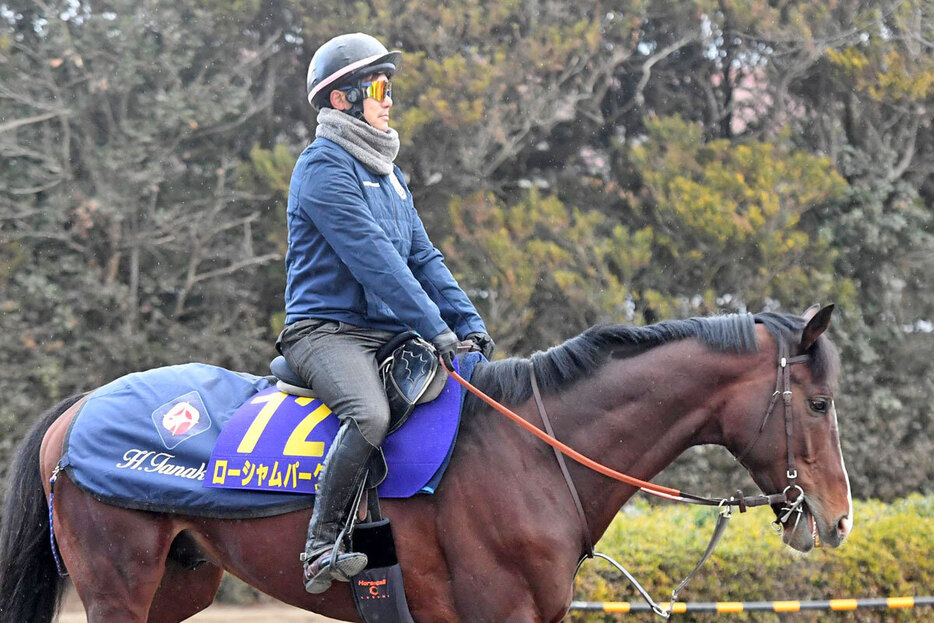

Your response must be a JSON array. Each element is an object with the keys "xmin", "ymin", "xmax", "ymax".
[
  {"xmin": 443, "ymin": 357, "xmax": 800, "ymax": 511},
  {"xmin": 442, "ymin": 343, "xmax": 810, "ymax": 618}
]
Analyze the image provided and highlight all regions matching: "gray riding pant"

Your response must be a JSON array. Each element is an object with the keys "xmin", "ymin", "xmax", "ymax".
[{"xmin": 278, "ymin": 319, "xmax": 394, "ymax": 446}]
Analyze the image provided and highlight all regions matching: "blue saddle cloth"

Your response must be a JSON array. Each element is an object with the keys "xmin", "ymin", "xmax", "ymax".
[{"xmin": 61, "ymin": 355, "xmax": 481, "ymax": 518}]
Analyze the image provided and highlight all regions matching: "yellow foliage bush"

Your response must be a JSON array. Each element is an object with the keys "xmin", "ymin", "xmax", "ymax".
[{"xmin": 570, "ymin": 496, "xmax": 934, "ymax": 622}]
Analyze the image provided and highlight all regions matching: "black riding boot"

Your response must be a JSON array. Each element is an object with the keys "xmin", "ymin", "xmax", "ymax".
[{"xmin": 301, "ymin": 420, "xmax": 376, "ymax": 594}]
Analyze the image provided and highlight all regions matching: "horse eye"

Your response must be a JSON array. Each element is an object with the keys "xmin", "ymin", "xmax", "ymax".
[{"xmin": 808, "ymin": 398, "xmax": 829, "ymax": 414}]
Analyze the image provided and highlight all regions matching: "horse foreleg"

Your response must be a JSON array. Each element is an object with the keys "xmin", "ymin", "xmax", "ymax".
[
  {"xmin": 147, "ymin": 560, "xmax": 224, "ymax": 623},
  {"xmin": 51, "ymin": 476, "xmax": 176, "ymax": 622}
]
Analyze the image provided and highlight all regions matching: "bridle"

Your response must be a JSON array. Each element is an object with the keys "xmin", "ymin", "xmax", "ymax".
[
  {"xmin": 734, "ymin": 339, "xmax": 811, "ymax": 532},
  {"xmin": 442, "ymin": 336, "xmax": 812, "ymax": 617}
]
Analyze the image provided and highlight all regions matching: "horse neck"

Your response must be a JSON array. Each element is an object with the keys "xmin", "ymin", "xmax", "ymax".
[{"xmin": 551, "ymin": 340, "xmax": 758, "ymax": 543}]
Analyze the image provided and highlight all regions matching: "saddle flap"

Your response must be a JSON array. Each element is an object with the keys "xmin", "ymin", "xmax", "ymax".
[
  {"xmin": 381, "ymin": 337, "xmax": 440, "ymax": 404},
  {"xmin": 381, "ymin": 336, "xmax": 444, "ymax": 433}
]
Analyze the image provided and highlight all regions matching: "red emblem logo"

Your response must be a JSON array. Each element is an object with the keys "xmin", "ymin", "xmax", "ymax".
[{"xmin": 162, "ymin": 401, "xmax": 201, "ymax": 436}]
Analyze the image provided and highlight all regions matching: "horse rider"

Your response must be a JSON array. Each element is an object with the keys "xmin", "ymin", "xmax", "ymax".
[{"xmin": 277, "ymin": 32, "xmax": 495, "ymax": 594}]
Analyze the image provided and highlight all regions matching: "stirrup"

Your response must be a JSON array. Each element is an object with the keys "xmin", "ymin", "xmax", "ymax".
[
  {"xmin": 302, "ymin": 546, "xmax": 368, "ymax": 594},
  {"xmin": 303, "ymin": 552, "xmax": 334, "ymax": 594}
]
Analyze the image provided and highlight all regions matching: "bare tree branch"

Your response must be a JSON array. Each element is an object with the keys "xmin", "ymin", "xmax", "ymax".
[
  {"xmin": 887, "ymin": 116, "xmax": 920, "ymax": 183},
  {"xmin": 0, "ymin": 110, "xmax": 70, "ymax": 135},
  {"xmin": 1, "ymin": 230, "xmax": 87, "ymax": 253},
  {"xmin": 188, "ymin": 253, "xmax": 282, "ymax": 286},
  {"xmin": 604, "ymin": 35, "xmax": 699, "ymax": 128}
]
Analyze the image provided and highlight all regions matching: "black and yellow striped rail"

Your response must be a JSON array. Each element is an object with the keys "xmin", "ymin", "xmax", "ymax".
[{"xmin": 570, "ymin": 596, "xmax": 934, "ymax": 614}]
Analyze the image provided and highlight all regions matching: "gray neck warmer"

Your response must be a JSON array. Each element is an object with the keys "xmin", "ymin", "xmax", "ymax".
[{"xmin": 315, "ymin": 108, "xmax": 400, "ymax": 176}]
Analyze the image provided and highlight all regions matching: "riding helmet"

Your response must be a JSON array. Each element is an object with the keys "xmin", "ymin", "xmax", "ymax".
[{"xmin": 306, "ymin": 33, "xmax": 402, "ymax": 109}]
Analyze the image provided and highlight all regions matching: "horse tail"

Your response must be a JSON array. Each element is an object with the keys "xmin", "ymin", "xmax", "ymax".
[{"xmin": 0, "ymin": 393, "xmax": 85, "ymax": 623}]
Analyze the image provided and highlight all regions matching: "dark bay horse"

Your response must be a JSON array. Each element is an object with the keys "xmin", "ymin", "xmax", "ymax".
[{"xmin": 0, "ymin": 306, "xmax": 852, "ymax": 622}]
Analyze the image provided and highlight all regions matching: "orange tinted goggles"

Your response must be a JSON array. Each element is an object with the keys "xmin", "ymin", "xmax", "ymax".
[{"xmin": 342, "ymin": 80, "xmax": 392, "ymax": 102}]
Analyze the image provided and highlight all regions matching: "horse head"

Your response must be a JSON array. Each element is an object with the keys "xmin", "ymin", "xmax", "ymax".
[{"xmin": 723, "ymin": 304, "xmax": 852, "ymax": 553}]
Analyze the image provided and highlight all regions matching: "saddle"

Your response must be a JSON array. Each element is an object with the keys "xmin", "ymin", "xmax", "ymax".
[
  {"xmin": 270, "ymin": 331, "xmax": 446, "ymax": 435},
  {"xmin": 269, "ymin": 333, "xmax": 462, "ymax": 623}
]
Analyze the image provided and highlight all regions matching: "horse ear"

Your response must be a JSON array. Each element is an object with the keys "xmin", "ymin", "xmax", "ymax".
[
  {"xmin": 800, "ymin": 304, "xmax": 834, "ymax": 351},
  {"xmin": 801, "ymin": 304, "xmax": 821, "ymax": 321}
]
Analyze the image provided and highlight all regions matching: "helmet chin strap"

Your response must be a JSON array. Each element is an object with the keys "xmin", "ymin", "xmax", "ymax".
[
  {"xmin": 333, "ymin": 96, "xmax": 367, "ymax": 123},
  {"xmin": 348, "ymin": 101, "xmax": 366, "ymax": 122}
]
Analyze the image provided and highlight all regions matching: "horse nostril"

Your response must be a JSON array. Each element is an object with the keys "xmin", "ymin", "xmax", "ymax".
[{"xmin": 837, "ymin": 514, "xmax": 851, "ymax": 538}]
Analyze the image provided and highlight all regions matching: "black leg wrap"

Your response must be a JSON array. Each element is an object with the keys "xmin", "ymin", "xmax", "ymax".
[{"xmin": 350, "ymin": 519, "xmax": 415, "ymax": 623}]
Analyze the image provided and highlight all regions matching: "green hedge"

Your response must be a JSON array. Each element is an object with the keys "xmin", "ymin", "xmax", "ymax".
[{"xmin": 570, "ymin": 495, "xmax": 934, "ymax": 622}]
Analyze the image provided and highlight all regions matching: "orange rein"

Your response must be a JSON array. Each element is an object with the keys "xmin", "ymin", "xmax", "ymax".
[{"xmin": 442, "ymin": 358, "xmax": 684, "ymax": 501}]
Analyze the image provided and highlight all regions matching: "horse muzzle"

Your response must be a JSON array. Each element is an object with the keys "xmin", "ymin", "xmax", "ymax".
[{"xmin": 774, "ymin": 497, "xmax": 850, "ymax": 552}]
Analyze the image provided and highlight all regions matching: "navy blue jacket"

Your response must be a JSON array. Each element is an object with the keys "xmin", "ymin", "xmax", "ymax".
[{"xmin": 284, "ymin": 137, "xmax": 486, "ymax": 340}]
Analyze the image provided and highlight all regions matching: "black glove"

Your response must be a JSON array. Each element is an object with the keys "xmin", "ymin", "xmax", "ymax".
[
  {"xmin": 431, "ymin": 328, "xmax": 459, "ymax": 369},
  {"xmin": 465, "ymin": 331, "xmax": 495, "ymax": 360}
]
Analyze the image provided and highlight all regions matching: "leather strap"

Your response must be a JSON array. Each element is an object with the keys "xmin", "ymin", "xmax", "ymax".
[
  {"xmin": 735, "ymin": 341, "xmax": 808, "ymax": 474},
  {"xmin": 529, "ymin": 362, "xmax": 594, "ymax": 558},
  {"xmin": 668, "ymin": 508, "xmax": 732, "ymax": 611},
  {"xmin": 780, "ymin": 344, "xmax": 809, "ymax": 482}
]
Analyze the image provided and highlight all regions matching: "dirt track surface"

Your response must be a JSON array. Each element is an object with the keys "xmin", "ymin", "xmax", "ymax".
[
  {"xmin": 57, "ymin": 604, "xmax": 343, "ymax": 622},
  {"xmin": 58, "ymin": 604, "xmax": 344, "ymax": 622},
  {"xmin": 58, "ymin": 590, "xmax": 345, "ymax": 622}
]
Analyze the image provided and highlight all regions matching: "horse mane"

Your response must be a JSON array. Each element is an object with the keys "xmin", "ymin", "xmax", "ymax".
[{"xmin": 464, "ymin": 311, "xmax": 839, "ymax": 417}]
